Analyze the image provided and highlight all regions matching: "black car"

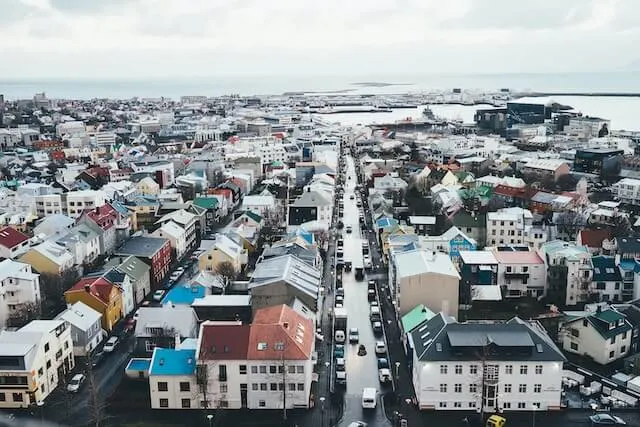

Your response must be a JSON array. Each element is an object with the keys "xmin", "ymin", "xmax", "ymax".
[{"xmin": 344, "ymin": 261, "xmax": 352, "ymax": 272}]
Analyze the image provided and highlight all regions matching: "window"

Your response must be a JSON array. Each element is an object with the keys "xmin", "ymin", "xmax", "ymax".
[
  {"xmin": 278, "ymin": 366, "xmax": 284, "ymax": 374},
  {"xmin": 46, "ymin": 360, "xmax": 51, "ymax": 369},
  {"xmin": 158, "ymin": 382, "xmax": 168, "ymax": 392},
  {"xmin": 570, "ymin": 342, "xmax": 578, "ymax": 350},
  {"xmin": 44, "ymin": 342, "xmax": 50, "ymax": 352},
  {"xmin": 454, "ymin": 384, "xmax": 462, "ymax": 393},
  {"xmin": 260, "ymin": 383, "xmax": 267, "ymax": 391},
  {"xmin": 259, "ymin": 400, "xmax": 266, "ymax": 407},
  {"xmin": 0, "ymin": 393, "xmax": 4, "ymax": 402},
  {"xmin": 470, "ymin": 365, "xmax": 478, "ymax": 375},
  {"xmin": 440, "ymin": 384, "xmax": 447, "ymax": 393},
  {"xmin": 288, "ymin": 366, "xmax": 296, "ymax": 374},
  {"xmin": 288, "ymin": 383, "xmax": 296, "ymax": 391},
  {"xmin": 468, "ymin": 402, "xmax": 476, "ymax": 408},
  {"xmin": 535, "ymin": 365, "xmax": 543, "ymax": 375},
  {"xmin": 469, "ymin": 384, "xmax": 477, "ymax": 393},
  {"xmin": 503, "ymin": 402, "xmax": 511, "ymax": 409},
  {"xmin": 439, "ymin": 402, "xmax": 447, "ymax": 408},
  {"xmin": 259, "ymin": 366, "xmax": 267, "ymax": 374},
  {"xmin": 534, "ymin": 384, "xmax": 541, "ymax": 393},
  {"xmin": 609, "ymin": 350, "xmax": 615, "ymax": 358},
  {"xmin": 159, "ymin": 398, "xmax": 168, "ymax": 408},
  {"xmin": 622, "ymin": 332, "xmax": 628, "ymax": 340},
  {"xmin": 520, "ymin": 365, "xmax": 528, "ymax": 375},
  {"xmin": 240, "ymin": 365, "xmax": 247, "ymax": 375},
  {"xmin": 270, "ymin": 383, "xmax": 277, "ymax": 391},
  {"xmin": 440, "ymin": 365, "xmax": 448, "ymax": 374},
  {"xmin": 278, "ymin": 383, "xmax": 284, "ymax": 391},
  {"xmin": 454, "ymin": 402, "xmax": 462, "ymax": 408},
  {"xmin": 220, "ymin": 384, "xmax": 228, "ymax": 393},
  {"xmin": 622, "ymin": 346, "xmax": 627, "ymax": 353},
  {"xmin": 179, "ymin": 382, "xmax": 190, "ymax": 392},
  {"xmin": 519, "ymin": 384, "xmax": 527, "ymax": 393},
  {"xmin": 504, "ymin": 384, "xmax": 512, "ymax": 393},
  {"xmin": 296, "ymin": 366, "xmax": 304, "ymax": 374},
  {"xmin": 518, "ymin": 402, "xmax": 526, "ymax": 409},
  {"xmin": 455, "ymin": 365, "xmax": 462, "ymax": 374},
  {"xmin": 297, "ymin": 383, "xmax": 304, "ymax": 391},
  {"xmin": 252, "ymin": 384, "xmax": 258, "ymax": 391},
  {"xmin": 269, "ymin": 365, "xmax": 277, "ymax": 374},
  {"xmin": 505, "ymin": 365, "xmax": 513, "ymax": 374},
  {"xmin": 181, "ymin": 399, "xmax": 191, "ymax": 408},
  {"xmin": 218, "ymin": 365, "xmax": 227, "ymax": 381}
]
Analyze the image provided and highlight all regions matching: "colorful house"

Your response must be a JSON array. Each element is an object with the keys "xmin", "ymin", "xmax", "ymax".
[{"xmin": 64, "ymin": 277, "xmax": 124, "ymax": 331}]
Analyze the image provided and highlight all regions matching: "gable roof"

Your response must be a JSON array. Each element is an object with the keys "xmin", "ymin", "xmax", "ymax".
[
  {"xmin": 198, "ymin": 321, "xmax": 250, "ymax": 360},
  {"xmin": 0, "ymin": 226, "xmax": 29, "ymax": 249},
  {"xmin": 116, "ymin": 236, "xmax": 168, "ymax": 258},
  {"xmin": 401, "ymin": 304, "xmax": 436, "ymax": 333},
  {"xmin": 67, "ymin": 276, "xmax": 120, "ymax": 305},
  {"xmin": 394, "ymin": 249, "xmax": 460, "ymax": 280},
  {"xmin": 249, "ymin": 254, "xmax": 321, "ymax": 299},
  {"xmin": 193, "ymin": 196, "xmax": 219, "ymax": 210},
  {"xmin": 564, "ymin": 308, "xmax": 632, "ymax": 340},
  {"xmin": 55, "ymin": 301, "xmax": 102, "ymax": 331},
  {"xmin": 579, "ymin": 229, "xmax": 611, "ymax": 248},
  {"xmin": 248, "ymin": 304, "xmax": 314, "ymax": 360},
  {"xmin": 134, "ymin": 305, "xmax": 198, "ymax": 338}
]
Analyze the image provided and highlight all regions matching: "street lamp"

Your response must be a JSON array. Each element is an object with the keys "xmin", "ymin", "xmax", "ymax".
[
  {"xmin": 319, "ymin": 396, "xmax": 326, "ymax": 427},
  {"xmin": 395, "ymin": 361, "xmax": 401, "ymax": 380},
  {"xmin": 207, "ymin": 413, "xmax": 213, "ymax": 427},
  {"xmin": 36, "ymin": 400, "xmax": 44, "ymax": 422}
]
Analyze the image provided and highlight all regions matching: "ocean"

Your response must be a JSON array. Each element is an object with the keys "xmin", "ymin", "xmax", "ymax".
[{"xmin": 2, "ymin": 71, "xmax": 640, "ymax": 130}]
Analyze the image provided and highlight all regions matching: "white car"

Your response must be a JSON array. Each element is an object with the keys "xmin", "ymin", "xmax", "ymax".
[
  {"xmin": 378, "ymin": 368, "xmax": 392, "ymax": 383},
  {"xmin": 152, "ymin": 290, "xmax": 165, "ymax": 301},
  {"xmin": 67, "ymin": 373, "xmax": 85, "ymax": 393},
  {"xmin": 103, "ymin": 336, "xmax": 119, "ymax": 353},
  {"xmin": 375, "ymin": 341, "xmax": 386, "ymax": 355}
]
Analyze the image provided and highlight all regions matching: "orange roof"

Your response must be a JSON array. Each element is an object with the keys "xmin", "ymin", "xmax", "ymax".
[
  {"xmin": 248, "ymin": 305, "xmax": 314, "ymax": 360},
  {"xmin": 67, "ymin": 277, "xmax": 120, "ymax": 306}
]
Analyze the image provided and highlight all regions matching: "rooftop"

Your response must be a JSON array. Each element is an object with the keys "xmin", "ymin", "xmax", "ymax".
[
  {"xmin": 459, "ymin": 250, "xmax": 498, "ymax": 265},
  {"xmin": 116, "ymin": 236, "xmax": 169, "ymax": 258},
  {"xmin": 161, "ymin": 283, "xmax": 207, "ymax": 305},
  {"xmin": 149, "ymin": 348, "xmax": 197, "ymax": 376}
]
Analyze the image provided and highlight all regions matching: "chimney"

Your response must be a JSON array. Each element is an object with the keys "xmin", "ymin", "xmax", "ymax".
[
  {"xmin": 84, "ymin": 284, "xmax": 90, "ymax": 292},
  {"xmin": 95, "ymin": 206, "xmax": 99, "ymax": 214},
  {"xmin": 283, "ymin": 322, "xmax": 289, "ymax": 329}
]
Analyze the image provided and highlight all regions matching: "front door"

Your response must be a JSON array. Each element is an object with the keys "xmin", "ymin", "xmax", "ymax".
[{"xmin": 240, "ymin": 384, "xmax": 248, "ymax": 408}]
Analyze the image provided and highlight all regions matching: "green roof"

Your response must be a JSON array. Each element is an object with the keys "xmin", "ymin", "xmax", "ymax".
[
  {"xmin": 193, "ymin": 197, "xmax": 219, "ymax": 210},
  {"xmin": 452, "ymin": 211, "xmax": 486, "ymax": 228},
  {"xmin": 243, "ymin": 210, "xmax": 263, "ymax": 223},
  {"xmin": 401, "ymin": 304, "xmax": 436, "ymax": 333}
]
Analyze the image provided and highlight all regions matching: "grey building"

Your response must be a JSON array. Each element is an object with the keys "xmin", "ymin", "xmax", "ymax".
[
  {"xmin": 133, "ymin": 304, "xmax": 198, "ymax": 357},
  {"xmin": 55, "ymin": 301, "xmax": 103, "ymax": 356},
  {"xmin": 104, "ymin": 255, "xmax": 151, "ymax": 304}
]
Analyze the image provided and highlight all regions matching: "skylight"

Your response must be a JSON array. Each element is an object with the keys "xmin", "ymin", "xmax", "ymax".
[
  {"xmin": 435, "ymin": 342, "xmax": 442, "ymax": 352},
  {"xmin": 257, "ymin": 342, "xmax": 268, "ymax": 350},
  {"xmin": 536, "ymin": 344, "xmax": 543, "ymax": 353},
  {"xmin": 274, "ymin": 342, "xmax": 285, "ymax": 351}
]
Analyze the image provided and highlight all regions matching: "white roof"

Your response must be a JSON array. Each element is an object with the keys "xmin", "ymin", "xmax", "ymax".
[
  {"xmin": 394, "ymin": 250, "xmax": 460, "ymax": 280},
  {"xmin": 615, "ymin": 178, "xmax": 640, "ymax": 186},
  {"xmin": 409, "ymin": 216, "xmax": 436, "ymax": 225},
  {"xmin": 459, "ymin": 250, "xmax": 498, "ymax": 264},
  {"xmin": 156, "ymin": 209, "xmax": 197, "ymax": 226},
  {"xmin": 156, "ymin": 221, "xmax": 185, "ymax": 240},
  {"xmin": 0, "ymin": 259, "xmax": 38, "ymax": 281},
  {"xmin": 32, "ymin": 240, "xmax": 74, "ymax": 266},
  {"xmin": 56, "ymin": 301, "xmax": 102, "ymax": 331},
  {"xmin": 242, "ymin": 195, "xmax": 275, "ymax": 207},
  {"xmin": 524, "ymin": 159, "xmax": 567, "ymax": 171},
  {"xmin": 472, "ymin": 285, "xmax": 502, "ymax": 301},
  {"xmin": 191, "ymin": 295, "xmax": 251, "ymax": 307}
]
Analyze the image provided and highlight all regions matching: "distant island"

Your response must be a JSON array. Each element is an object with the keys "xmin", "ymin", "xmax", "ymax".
[{"xmin": 352, "ymin": 82, "xmax": 412, "ymax": 87}]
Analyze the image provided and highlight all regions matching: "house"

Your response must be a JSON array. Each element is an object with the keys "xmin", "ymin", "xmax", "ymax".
[
  {"xmin": 115, "ymin": 236, "xmax": 172, "ymax": 289},
  {"xmin": 198, "ymin": 234, "xmax": 248, "ymax": 274},
  {"xmin": 64, "ymin": 277, "xmax": 124, "ymax": 332},
  {"xmin": 0, "ymin": 226, "xmax": 30, "ymax": 259},
  {"xmin": 100, "ymin": 268, "xmax": 136, "ymax": 317},
  {"xmin": 576, "ymin": 229, "xmax": 615, "ymax": 255},
  {"xmin": 249, "ymin": 255, "xmax": 321, "ymax": 312},
  {"xmin": 407, "ymin": 216, "xmax": 437, "ymax": 236},
  {"xmin": 155, "ymin": 209, "xmax": 199, "ymax": 255},
  {"xmin": 373, "ymin": 173, "xmax": 408, "ymax": 192},
  {"xmin": 561, "ymin": 305, "xmax": 632, "ymax": 365},
  {"xmin": 288, "ymin": 189, "xmax": 332, "ymax": 229},
  {"xmin": 400, "ymin": 304, "xmax": 436, "ymax": 338},
  {"xmin": 591, "ymin": 256, "xmax": 624, "ymax": 303},
  {"xmin": 148, "ymin": 345, "xmax": 199, "ymax": 410},
  {"xmin": 193, "ymin": 196, "xmax": 220, "ymax": 234},
  {"xmin": 612, "ymin": 178, "xmax": 640, "ymax": 205},
  {"xmin": 389, "ymin": 249, "xmax": 460, "ymax": 318},
  {"xmin": 0, "ymin": 259, "xmax": 41, "ymax": 330},
  {"xmin": 77, "ymin": 203, "xmax": 121, "ymax": 255},
  {"xmin": 418, "ymin": 226, "xmax": 476, "ymax": 263},
  {"xmin": 19, "ymin": 240, "xmax": 74, "ymax": 275},
  {"xmin": 103, "ymin": 255, "xmax": 151, "ymax": 304},
  {"xmin": 241, "ymin": 194, "xmax": 277, "ymax": 217},
  {"xmin": 161, "ymin": 283, "xmax": 208, "ymax": 306},
  {"xmin": 493, "ymin": 250, "xmax": 547, "ymax": 299},
  {"xmin": 191, "ymin": 294, "xmax": 252, "ymax": 323},
  {"xmin": 409, "ymin": 314, "xmax": 566, "ymax": 412},
  {"xmin": 53, "ymin": 223, "xmax": 101, "ymax": 265},
  {"xmin": 521, "ymin": 159, "xmax": 570, "ymax": 181},
  {"xmin": 64, "ymin": 190, "xmax": 107, "ymax": 218},
  {"xmin": 195, "ymin": 304, "xmax": 315, "ymax": 410},
  {"xmin": 493, "ymin": 185, "xmax": 536, "ymax": 209},
  {"xmin": 486, "ymin": 208, "xmax": 533, "ymax": 247},
  {"xmin": 538, "ymin": 241, "xmax": 593, "ymax": 306},
  {"xmin": 0, "ymin": 320, "xmax": 74, "ymax": 408},
  {"xmin": 134, "ymin": 304, "xmax": 198, "ymax": 357},
  {"xmin": 152, "ymin": 221, "xmax": 187, "ymax": 261},
  {"xmin": 458, "ymin": 250, "xmax": 499, "ymax": 300},
  {"xmin": 260, "ymin": 236, "xmax": 321, "ymax": 269},
  {"xmin": 137, "ymin": 176, "xmax": 161, "ymax": 196},
  {"xmin": 55, "ymin": 301, "xmax": 103, "ymax": 356},
  {"xmin": 451, "ymin": 211, "xmax": 486, "ymax": 248}
]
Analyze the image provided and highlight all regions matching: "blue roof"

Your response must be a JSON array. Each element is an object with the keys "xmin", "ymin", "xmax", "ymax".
[
  {"xmin": 376, "ymin": 217, "xmax": 398, "ymax": 228},
  {"xmin": 619, "ymin": 259, "xmax": 636, "ymax": 272},
  {"xmin": 149, "ymin": 348, "xmax": 197, "ymax": 376},
  {"xmin": 296, "ymin": 227, "xmax": 314, "ymax": 245},
  {"xmin": 161, "ymin": 284, "xmax": 207, "ymax": 305},
  {"xmin": 126, "ymin": 358, "xmax": 151, "ymax": 372},
  {"xmin": 110, "ymin": 200, "xmax": 130, "ymax": 216}
]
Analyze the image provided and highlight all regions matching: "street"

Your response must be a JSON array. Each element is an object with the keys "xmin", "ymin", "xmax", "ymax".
[{"xmin": 337, "ymin": 155, "xmax": 389, "ymax": 427}]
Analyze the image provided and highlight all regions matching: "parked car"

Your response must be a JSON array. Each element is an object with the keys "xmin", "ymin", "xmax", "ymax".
[
  {"xmin": 378, "ymin": 368, "xmax": 392, "ymax": 384},
  {"xmin": 335, "ymin": 330, "xmax": 346, "ymax": 343},
  {"xmin": 67, "ymin": 374, "xmax": 86, "ymax": 393},
  {"xmin": 372, "ymin": 321, "xmax": 383, "ymax": 335},
  {"xmin": 103, "ymin": 336, "xmax": 119, "ymax": 353},
  {"xmin": 349, "ymin": 328, "xmax": 359, "ymax": 343},
  {"xmin": 377, "ymin": 358, "xmax": 389, "ymax": 369},
  {"xmin": 350, "ymin": 194, "xmax": 355, "ymax": 200},
  {"xmin": 335, "ymin": 295, "xmax": 344, "ymax": 305},
  {"xmin": 589, "ymin": 414, "xmax": 627, "ymax": 425},
  {"xmin": 152, "ymin": 289, "xmax": 165, "ymax": 301},
  {"xmin": 375, "ymin": 341, "xmax": 386, "ymax": 355},
  {"xmin": 344, "ymin": 261, "xmax": 352, "ymax": 272},
  {"xmin": 336, "ymin": 370, "xmax": 347, "ymax": 386},
  {"xmin": 336, "ymin": 358, "xmax": 346, "ymax": 372},
  {"xmin": 346, "ymin": 225, "xmax": 353, "ymax": 233},
  {"xmin": 334, "ymin": 344, "xmax": 345, "ymax": 358}
]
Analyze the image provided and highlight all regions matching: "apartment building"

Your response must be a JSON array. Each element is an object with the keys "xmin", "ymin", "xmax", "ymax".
[
  {"xmin": 539, "ymin": 241, "xmax": 593, "ymax": 306},
  {"xmin": 485, "ymin": 208, "xmax": 533, "ymax": 247},
  {"xmin": 493, "ymin": 250, "xmax": 547, "ymax": 299},
  {"xmin": 0, "ymin": 226, "xmax": 31, "ymax": 259},
  {"xmin": 65, "ymin": 190, "xmax": 107, "ymax": 218},
  {"xmin": 410, "ymin": 313, "xmax": 566, "ymax": 412},
  {"xmin": 612, "ymin": 178, "xmax": 640, "ymax": 205},
  {"xmin": 34, "ymin": 194, "xmax": 64, "ymax": 217},
  {"xmin": 0, "ymin": 259, "xmax": 41, "ymax": 329},
  {"xmin": 0, "ymin": 320, "xmax": 74, "ymax": 408}
]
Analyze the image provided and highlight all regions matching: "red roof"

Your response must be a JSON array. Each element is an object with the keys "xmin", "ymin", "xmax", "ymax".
[
  {"xmin": 209, "ymin": 188, "xmax": 233, "ymax": 200},
  {"xmin": 248, "ymin": 305, "xmax": 314, "ymax": 360},
  {"xmin": 0, "ymin": 227, "xmax": 29, "ymax": 249},
  {"xmin": 494, "ymin": 185, "xmax": 535, "ymax": 199},
  {"xmin": 493, "ymin": 251, "xmax": 544, "ymax": 264},
  {"xmin": 579, "ymin": 229, "xmax": 612, "ymax": 248},
  {"xmin": 198, "ymin": 323, "xmax": 250, "ymax": 360},
  {"xmin": 229, "ymin": 177, "xmax": 246, "ymax": 192},
  {"xmin": 84, "ymin": 203, "xmax": 117, "ymax": 230},
  {"xmin": 67, "ymin": 277, "xmax": 120, "ymax": 305}
]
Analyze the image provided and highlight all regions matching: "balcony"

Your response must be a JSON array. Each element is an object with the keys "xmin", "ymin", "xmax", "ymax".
[{"xmin": 504, "ymin": 271, "xmax": 529, "ymax": 279}]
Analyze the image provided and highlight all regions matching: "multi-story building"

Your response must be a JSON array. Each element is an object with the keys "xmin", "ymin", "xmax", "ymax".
[
  {"xmin": 410, "ymin": 313, "xmax": 566, "ymax": 412},
  {"xmin": 55, "ymin": 301, "xmax": 103, "ymax": 356},
  {"xmin": 0, "ymin": 226, "xmax": 31, "ymax": 259},
  {"xmin": 115, "ymin": 236, "xmax": 172, "ymax": 289},
  {"xmin": 612, "ymin": 178, "xmax": 640, "ymax": 205},
  {"xmin": 34, "ymin": 194, "xmax": 63, "ymax": 217},
  {"xmin": 485, "ymin": 208, "xmax": 533, "ymax": 247},
  {"xmin": 458, "ymin": 251, "xmax": 499, "ymax": 305},
  {"xmin": 493, "ymin": 250, "xmax": 547, "ymax": 299},
  {"xmin": 65, "ymin": 190, "xmax": 107, "ymax": 218},
  {"xmin": 0, "ymin": 320, "xmax": 74, "ymax": 408},
  {"xmin": 572, "ymin": 148, "xmax": 623, "ymax": 179},
  {"xmin": 590, "ymin": 255, "xmax": 624, "ymax": 303},
  {"xmin": 155, "ymin": 209, "xmax": 199, "ymax": 255},
  {"xmin": 538, "ymin": 241, "xmax": 593, "ymax": 306},
  {"xmin": 19, "ymin": 240, "xmax": 75, "ymax": 275},
  {"xmin": 0, "ymin": 259, "xmax": 41, "ymax": 329},
  {"xmin": 64, "ymin": 277, "xmax": 124, "ymax": 332}
]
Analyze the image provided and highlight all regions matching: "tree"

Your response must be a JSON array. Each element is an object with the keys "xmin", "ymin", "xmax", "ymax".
[
  {"xmin": 611, "ymin": 215, "xmax": 633, "ymax": 240},
  {"xmin": 40, "ymin": 270, "xmax": 80, "ymax": 318},
  {"xmin": 556, "ymin": 174, "xmax": 578, "ymax": 192},
  {"xmin": 7, "ymin": 302, "xmax": 41, "ymax": 328},
  {"xmin": 85, "ymin": 352, "xmax": 107, "ymax": 427},
  {"xmin": 555, "ymin": 211, "xmax": 586, "ymax": 240},
  {"xmin": 215, "ymin": 261, "xmax": 237, "ymax": 291}
]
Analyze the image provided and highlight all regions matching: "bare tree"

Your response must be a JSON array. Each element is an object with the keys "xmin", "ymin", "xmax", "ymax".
[
  {"xmin": 85, "ymin": 355, "xmax": 107, "ymax": 427},
  {"xmin": 215, "ymin": 261, "xmax": 237, "ymax": 291},
  {"xmin": 40, "ymin": 270, "xmax": 80, "ymax": 318},
  {"xmin": 555, "ymin": 210, "xmax": 586, "ymax": 240},
  {"xmin": 7, "ymin": 301, "xmax": 42, "ymax": 328}
]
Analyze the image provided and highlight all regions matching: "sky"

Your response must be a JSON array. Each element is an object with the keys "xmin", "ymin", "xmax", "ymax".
[{"xmin": 0, "ymin": 0, "xmax": 639, "ymax": 79}]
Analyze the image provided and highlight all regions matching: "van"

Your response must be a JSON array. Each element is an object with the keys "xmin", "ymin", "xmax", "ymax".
[
  {"xmin": 335, "ymin": 330, "xmax": 346, "ymax": 343},
  {"xmin": 361, "ymin": 387, "xmax": 377, "ymax": 409},
  {"xmin": 369, "ymin": 306, "xmax": 381, "ymax": 320}
]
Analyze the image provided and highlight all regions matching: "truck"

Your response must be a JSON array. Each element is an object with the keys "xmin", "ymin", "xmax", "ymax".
[{"xmin": 334, "ymin": 307, "xmax": 348, "ymax": 331}]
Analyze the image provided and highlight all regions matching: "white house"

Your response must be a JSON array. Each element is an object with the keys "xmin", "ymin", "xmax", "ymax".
[
  {"xmin": 153, "ymin": 222, "xmax": 187, "ymax": 261},
  {"xmin": 0, "ymin": 320, "xmax": 75, "ymax": 408},
  {"xmin": 538, "ymin": 241, "xmax": 593, "ymax": 306},
  {"xmin": 64, "ymin": 190, "xmax": 107, "ymax": 218},
  {"xmin": 612, "ymin": 178, "xmax": 640, "ymax": 206},
  {"xmin": 486, "ymin": 208, "xmax": 533, "ymax": 247},
  {"xmin": 241, "ymin": 195, "xmax": 277, "ymax": 217},
  {"xmin": 373, "ymin": 173, "xmax": 408, "ymax": 192},
  {"xmin": 561, "ymin": 305, "xmax": 632, "ymax": 365},
  {"xmin": 0, "ymin": 227, "xmax": 31, "ymax": 259},
  {"xmin": 149, "ymin": 343, "xmax": 199, "ymax": 409},
  {"xmin": 493, "ymin": 250, "xmax": 547, "ymax": 299},
  {"xmin": 0, "ymin": 259, "xmax": 41, "ymax": 329},
  {"xmin": 409, "ymin": 313, "xmax": 566, "ymax": 412},
  {"xmin": 55, "ymin": 301, "xmax": 104, "ymax": 356}
]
